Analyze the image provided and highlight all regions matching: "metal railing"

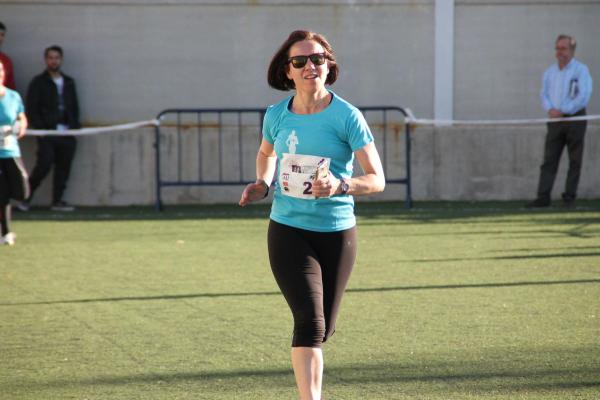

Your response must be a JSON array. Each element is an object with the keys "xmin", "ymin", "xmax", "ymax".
[{"xmin": 154, "ymin": 106, "xmax": 412, "ymax": 210}]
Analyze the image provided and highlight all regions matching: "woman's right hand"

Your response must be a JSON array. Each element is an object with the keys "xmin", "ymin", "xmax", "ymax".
[{"xmin": 238, "ymin": 180, "xmax": 269, "ymax": 207}]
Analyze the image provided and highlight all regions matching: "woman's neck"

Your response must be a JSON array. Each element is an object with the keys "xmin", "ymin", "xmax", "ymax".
[{"xmin": 291, "ymin": 90, "xmax": 331, "ymax": 115}]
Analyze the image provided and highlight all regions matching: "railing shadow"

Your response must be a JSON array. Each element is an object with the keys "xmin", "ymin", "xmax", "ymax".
[
  {"xmin": 2, "ymin": 279, "xmax": 598, "ymax": 307},
  {"xmin": 11, "ymin": 200, "xmax": 600, "ymax": 222},
  {"xmin": 402, "ymin": 251, "xmax": 600, "ymax": 263},
  {"xmin": 6, "ymin": 357, "xmax": 599, "ymax": 392}
]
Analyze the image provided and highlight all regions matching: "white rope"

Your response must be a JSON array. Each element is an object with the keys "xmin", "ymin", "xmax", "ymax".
[
  {"xmin": 25, "ymin": 119, "xmax": 159, "ymax": 136},
  {"xmin": 404, "ymin": 108, "xmax": 600, "ymax": 126},
  {"xmin": 15, "ymin": 111, "xmax": 600, "ymax": 136}
]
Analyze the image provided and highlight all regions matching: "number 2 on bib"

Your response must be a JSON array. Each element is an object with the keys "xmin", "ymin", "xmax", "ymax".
[{"xmin": 303, "ymin": 181, "xmax": 313, "ymax": 195}]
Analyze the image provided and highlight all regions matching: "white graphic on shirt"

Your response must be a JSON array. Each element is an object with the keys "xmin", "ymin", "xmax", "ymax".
[
  {"xmin": 285, "ymin": 130, "xmax": 299, "ymax": 154},
  {"xmin": 279, "ymin": 153, "xmax": 331, "ymax": 199}
]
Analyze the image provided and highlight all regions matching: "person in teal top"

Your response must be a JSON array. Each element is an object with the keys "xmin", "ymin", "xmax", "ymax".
[
  {"xmin": 239, "ymin": 30, "xmax": 385, "ymax": 400},
  {"xmin": 0, "ymin": 60, "xmax": 29, "ymax": 246},
  {"xmin": 263, "ymin": 90, "xmax": 374, "ymax": 232}
]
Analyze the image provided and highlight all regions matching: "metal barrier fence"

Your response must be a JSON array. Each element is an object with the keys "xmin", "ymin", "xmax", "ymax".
[{"xmin": 154, "ymin": 107, "xmax": 412, "ymax": 210}]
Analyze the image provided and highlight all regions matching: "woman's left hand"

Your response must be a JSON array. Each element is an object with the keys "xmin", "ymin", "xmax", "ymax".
[
  {"xmin": 313, "ymin": 172, "xmax": 340, "ymax": 198},
  {"xmin": 17, "ymin": 127, "xmax": 26, "ymax": 139},
  {"xmin": 16, "ymin": 114, "xmax": 27, "ymax": 139},
  {"xmin": 238, "ymin": 180, "xmax": 269, "ymax": 206}
]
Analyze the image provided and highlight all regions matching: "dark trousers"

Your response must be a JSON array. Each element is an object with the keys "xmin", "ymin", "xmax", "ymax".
[
  {"xmin": 0, "ymin": 157, "xmax": 30, "ymax": 235},
  {"xmin": 267, "ymin": 220, "xmax": 357, "ymax": 348},
  {"xmin": 536, "ymin": 110, "xmax": 587, "ymax": 201},
  {"xmin": 28, "ymin": 136, "xmax": 77, "ymax": 204}
]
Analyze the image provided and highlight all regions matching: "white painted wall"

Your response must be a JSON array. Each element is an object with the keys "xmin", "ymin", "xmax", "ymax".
[
  {"xmin": 454, "ymin": 1, "xmax": 600, "ymax": 119},
  {"xmin": 3, "ymin": 1, "xmax": 434, "ymax": 123},
  {"xmin": 1, "ymin": 0, "xmax": 598, "ymax": 205}
]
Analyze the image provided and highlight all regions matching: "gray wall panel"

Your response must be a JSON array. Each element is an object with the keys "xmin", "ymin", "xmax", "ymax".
[
  {"xmin": 1, "ymin": 1, "xmax": 597, "ymax": 205},
  {"xmin": 455, "ymin": 2, "xmax": 599, "ymax": 119}
]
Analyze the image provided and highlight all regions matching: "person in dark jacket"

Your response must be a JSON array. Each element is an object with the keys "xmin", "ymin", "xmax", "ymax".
[{"xmin": 19, "ymin": 45, "xmax": 80, "ymax": 211}]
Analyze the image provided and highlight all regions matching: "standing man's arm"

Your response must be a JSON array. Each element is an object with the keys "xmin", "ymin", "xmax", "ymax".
[
  {"xmin": 540, "ymin": 69, "xmax": 562, "ymax": 118},
  {"xmin": 540, "ymin": 69, "xmax": 553, "ymax": 113},
  {"xmin": 562, "ymin": 66, "xmax": 593, "ymax": 116},
  {"xmin": 25, "ymin": 77, "xmax": 43, "ymax": 129},
  {"xmin": 70, "ymin": 78, "xmax": 81, "ymax": 129}
]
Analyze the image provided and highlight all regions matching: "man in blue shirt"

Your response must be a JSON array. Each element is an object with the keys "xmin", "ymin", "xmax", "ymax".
[{"xmin": 527, "ymin": 34, "xmax": 593, "ymax": 208}]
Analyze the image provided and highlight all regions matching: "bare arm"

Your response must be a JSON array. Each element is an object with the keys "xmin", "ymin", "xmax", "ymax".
[
  {"xmin": 346, "ymin": 141, "xmax": 386, "ymax": 195},
  {"xmin": 17, "ymin": 112, "xmax": 27, "ymax": 139},
  {"xmin": 239, "ymin": 139, "xmax": 277, "ymax": 206},
  {"xmin": 312, "ymin": 141, "xmax": 385, "ymax": 198}
]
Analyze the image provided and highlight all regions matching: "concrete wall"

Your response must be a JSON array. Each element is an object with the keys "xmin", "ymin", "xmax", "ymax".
[
  {"xmin": 409, "ymin": 124, "xmax": 600, "ymax": 202},
  {"xmin": 455, "ymin": 0, "xmax": 600, "ymax": 119},
  {"xmin": 4, "ymin": 1, "xmax": 434, "ymax": 121},
  {"xmin": 2, "ymin": 0, "xmax": 599, "ymax": 205}
]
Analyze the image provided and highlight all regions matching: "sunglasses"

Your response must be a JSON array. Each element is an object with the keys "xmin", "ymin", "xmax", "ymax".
[{"xmin": 287, "ymin": 53, "xmax": 327, "ymax": 69}]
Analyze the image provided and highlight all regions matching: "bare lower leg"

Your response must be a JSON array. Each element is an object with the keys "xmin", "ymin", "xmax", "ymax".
[{"xmin": 291, "ymin": 347, "xmax": 323, "ymax": 400}]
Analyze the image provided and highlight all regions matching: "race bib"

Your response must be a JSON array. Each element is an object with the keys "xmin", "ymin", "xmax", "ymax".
[{"xmin": 279, "ymin": 153, "xmax": 331, "ymax": 199}]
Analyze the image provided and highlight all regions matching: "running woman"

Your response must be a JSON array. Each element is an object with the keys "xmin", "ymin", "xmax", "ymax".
[
  {"xmin": 0, "ymin": 60, "xmax": 29, "ymax": 245},
  {"xmin": 239, "ymin": 30, "xmax": 385, "ymax": 400}
]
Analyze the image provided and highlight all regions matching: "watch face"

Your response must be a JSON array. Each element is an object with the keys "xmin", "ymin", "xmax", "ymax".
[{"xmin": 341, "ymin": 180, "xmax": 349, "ymax": 194}]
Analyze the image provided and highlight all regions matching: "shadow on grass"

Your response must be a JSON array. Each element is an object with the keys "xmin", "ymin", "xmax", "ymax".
[
  {"xmin": 12, "ymin": 203, "xmax": 272, "ymax": 221},
  {"xmin": 11, "ymin": 200, "xmax": 600, "ymax": 222},
  {"xmin": 356, "ymin": 200, "xmax": 600, "ymax": 223},
  {"xmin": 358, "ymin": 227, "xmax": 600, "ymax": 239},
  {"xmin": 488, "ymin": 245, "xmax": 600, "ymax": 252},
  {"xmin": 404, "ymin": 251, "xmax": 600, "ymax": 263},
  {"xmin": 5, "ymin": 359, "xmax": 599, "ymax": 393},
  {"xmin": 2, "ymin": 279, "xmax": 598, "ymax": 307}
]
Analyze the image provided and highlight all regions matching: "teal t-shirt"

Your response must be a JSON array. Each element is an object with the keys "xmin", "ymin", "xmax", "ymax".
[
  {"xmin": 0, "ymin": 88, "xmax": 24, "ymax": 158},
  {"xmin": 263, "ymin": 91, "xmax": 374, "ymax": 232}
]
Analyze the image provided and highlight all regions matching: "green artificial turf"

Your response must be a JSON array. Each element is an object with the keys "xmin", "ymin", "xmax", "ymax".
[{"xmin": 1, "ymin": 201, "xmax": 599, "ymax": 399}]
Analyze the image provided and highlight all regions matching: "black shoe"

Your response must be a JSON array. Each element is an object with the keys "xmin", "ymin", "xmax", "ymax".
[
  {"xmin": 51, "ymin": 201, "xmax": 75, "ymax": 212},
  {"xmin": 525, "ymin": 198, "xmax": 550, "ymax": 208},
  {"xmin": 561, "ymin": 193, "xmax": 576, "ymax": 208},
  {"xmin": 15, "ymin": 201, "xmax": 30, "ymax": 212}
]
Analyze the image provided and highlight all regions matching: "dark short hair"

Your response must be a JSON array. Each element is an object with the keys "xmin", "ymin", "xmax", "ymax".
[
  {"xmin": 267, "ymin": 30, "xmax": 339, "ymax": 91},
  {"xmin": 0, "ymin": 22, "xmax": 6, "ymax": 31},
  {"xmin": 556, "ymin": 34, "xmax": 576, "ymax": 52},
  {"xmin": 44, "ymin": 45, "xmax": 63, "ymax": 58}
]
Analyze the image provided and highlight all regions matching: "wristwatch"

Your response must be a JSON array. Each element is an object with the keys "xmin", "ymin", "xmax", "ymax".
[
  {"xmin": 340, "ymin": 179, "xmax": 350, "ymax": 195},
  {"xmin": 257, "ymin": 179, "xmax": 269, "ymax": 198}
]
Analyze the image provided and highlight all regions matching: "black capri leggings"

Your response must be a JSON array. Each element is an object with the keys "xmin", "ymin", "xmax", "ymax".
[
  {"xmin": 0, "ymin": 157, "xmax": 29, "ymax": 204},
  {"xmin": 268, "ymin": 220, "xmax": 357, "ymax": 348},
  {"xmin": 0, "ymin": 157, "xmax": 30, "ymax": 236}
]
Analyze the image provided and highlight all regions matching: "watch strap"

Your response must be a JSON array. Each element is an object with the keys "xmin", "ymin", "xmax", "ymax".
[{"xmin": 257, "ymin": 179, "xmax": 269, "ymax": 198}]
